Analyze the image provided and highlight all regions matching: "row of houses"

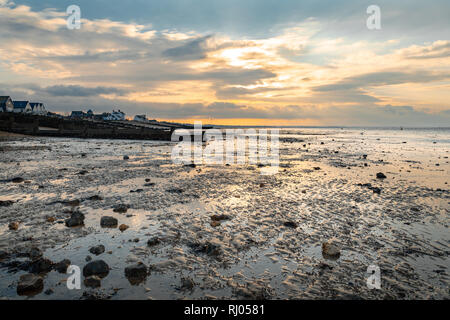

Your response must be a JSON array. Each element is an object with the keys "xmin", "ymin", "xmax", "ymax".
[
  {"xmin": 70, "ymin": 109, "xmax": 126, "ymax": 121},
  {"xmin": 0, "ymin": 96, "xmax": 47, "ymax": 115}
]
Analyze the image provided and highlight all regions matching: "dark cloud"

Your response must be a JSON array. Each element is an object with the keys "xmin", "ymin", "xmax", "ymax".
[
  {"xmin": 163, "ymin": 35, "xmax": 212, "ymax": 61},
  {"xmin": 314, "ymin": 71, "xmax": 450, "ymax": 92},
  {"xmin": 41, "ymin": 85, "xmax": 128, "ymax": 97}
]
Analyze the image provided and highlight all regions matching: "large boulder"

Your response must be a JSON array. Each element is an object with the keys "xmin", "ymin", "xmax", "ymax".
[
  {"xmin": 125, "ymin": 262, "xmax": 148, "ymax": 285},
  {"xmin": 322, "ymin": 241, "xmax": 341, "ymax": 260},
  {"xmin": 65, "ymin": 211, "xmax": 85, "ymax": 227},
  {"xmin": 89, "ymin": 245, "xmax": 105, "ymax": 256},
  {"xmin": 54, "ymin": 259, "xmax": 71, "ymax": 273},
  {"xmin": 29, "ymin": 258, "xmax": 53, "ymax": 274},
  {"xmin": 83, "ymin": 260, "xmax": 110, "ymax": 278},
  {"xmin": 17, "ymin": 274, "xmax": 44, "ymax": 295},
  {"xmin": 100, "ymin": 216, "xmax": 118, "ymax": 228}
]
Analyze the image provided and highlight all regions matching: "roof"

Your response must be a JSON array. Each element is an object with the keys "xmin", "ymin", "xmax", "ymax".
[
  {"xmin": 0, "ymin": 96, "xmax": 12, "ymax": 104},
  {"xmin": 71, "ymin": 111, "xmax": 85, "ymax": 115},
  {"xmin": 13, "ymin": 101, "xmax": 30, "ymax": 109}
]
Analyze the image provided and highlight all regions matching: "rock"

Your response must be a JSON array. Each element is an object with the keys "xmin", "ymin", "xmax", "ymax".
[
  {"xmin": 54, "ymin": 259, "xmax": 71, "ymax": 273},
  {"xmin": 8, "ymin": 222, "xmax": 19, "ymax": 230},
  {"xmin": 322, "ymin": 241, "xmax": 341, "ymax": 260},
  {"xmin": 376, "ymin": 172, "xmax": 387, "ymax": 179},
  {"xmin": 29, "ymin": 258, "xmax": 53, "ymax": 274},
  {"xmin": 44, "ymin": 288, "xmax": 54, "ymax": 295},
  {"xmin": 83, "ymin": 260, "xmax": 110, "ymax": 278},
  {"xmin": 123, "ymin": 155, "xmax": 129, "ymax": 160},
  {"xmin": 0, "ymin": 250, "xmax": 8, "ymax": 259},
  {"xmin": 166, "ymin": 188, "xmax": 184, "ymax": 194},
  {"xmin": 87, "ymin": 195, "xmax": 103, "ymax": 201},
  {"xmin": 65, "ymin": 211, "xmax": 85, "ymax": 227},
  {"xmin": 0, "ymin": 200, "xmax": 14, "ymax": 207},
  {"xmin": 11, "ymin": 177, "xmax": 24, "ymax": 183},
  {"xmin": 119, "ymin": 224, "xmax": 129, "ymax": 232},
  {"xmin": 283, "ymin": 221, "xmax": 298, "ymax": 228},
  {"xmin": 211, "ymin": 214, "xmax": 230, "ymax": 222},
  {"xmin": 180, "ymin": 277, "xmax": 195, "ymax": 291},
  {"xmin": 100, "ymin": 216, "xmax": 118, "ymax": 228},
  {"xmin": 84, "ymin": 275, "xmax": 102, "ymax": 288},
  {"xmin": 125, "ymin": 262, "xmax": 148, "ymax": 285},
  {"xmin": 89, "ymin": 245, "xmax": 105, "ymax": 256},
  {"xmin": 17, "ymin": 274, "xmax": 44, "ymax": 295},
  {"xmin": 85, "ymin": 255, "xmax": 92, "ymax": 262},
  {"xmin": 372, "ymin": 187, "xmax": 382, "ymax": 194},
  {"xmin": 210, "ymin": 221, "xmax": 220, "ymax": 227},
  {"xmin": 46, "ymin": 216, "xmax": 56, "ymax": 223},
  {"xmin": 313, "ymin": 167, "xmax": 321, "ymax": 170},
  {"xmin": 147, "ymin": 237, "xmax": 161, "ymax": 247},
  {"xmin": 113, "ymin": 204, "xmax": 128, "ymax": 213}
]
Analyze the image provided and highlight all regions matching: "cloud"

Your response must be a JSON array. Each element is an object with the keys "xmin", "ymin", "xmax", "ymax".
[
  {"xmin": 163, "ymin": 35, "xmax": 212, "ymax": 61},
  {"xmin": 0, "ymin": 2, "xmax": 449, "ymax": 125}
]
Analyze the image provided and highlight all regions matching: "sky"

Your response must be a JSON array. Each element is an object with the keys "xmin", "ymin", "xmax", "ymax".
[{"xmin": 0, "ymin": 0, "xmax": 449, "ymax": 126}]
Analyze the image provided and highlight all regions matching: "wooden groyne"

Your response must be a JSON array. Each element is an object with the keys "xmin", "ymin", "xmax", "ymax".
[{"xmin": 0, "ymin": 113, "xmax": 174, "ymax": 141}]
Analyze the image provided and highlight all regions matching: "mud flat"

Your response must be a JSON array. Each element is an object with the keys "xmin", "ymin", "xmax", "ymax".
[{"xmin": 0, "ymin": 128, "xmax": 448, "ymax": 300}]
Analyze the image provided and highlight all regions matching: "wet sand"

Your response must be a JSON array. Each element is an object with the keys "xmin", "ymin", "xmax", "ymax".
[{"xmin": 0, "ymin": 128, "xmax": 448, "ymax": 300}]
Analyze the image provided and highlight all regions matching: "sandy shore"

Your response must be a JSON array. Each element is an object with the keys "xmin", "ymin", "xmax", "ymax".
[{"xmin": 0, "ymin": 128, "xmax": 448, "ymax": 299}]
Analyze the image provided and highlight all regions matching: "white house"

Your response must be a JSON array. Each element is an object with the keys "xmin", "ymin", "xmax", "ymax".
[
  {"xmin": 30, "ymin": 102, "xmax": 47, "ymax": 115},
  {"xmin": 103, "ymin": 110, "xmax": 125, "ymax": 121},
  {"xmin": 0, "ymin": 96, "xmax": 14, "ymax": 112},
  {"xmin": 134, "ymin": 114, "xmax": 147, "ymax": 122},
  {"xmin": 13, "ymin": 101, "xmax": 32, "ymax": 113}
]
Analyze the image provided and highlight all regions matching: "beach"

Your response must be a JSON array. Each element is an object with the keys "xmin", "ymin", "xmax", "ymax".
[{"xmin": 0, "ymin": 127, "xmax": 448, "ymax": 300}]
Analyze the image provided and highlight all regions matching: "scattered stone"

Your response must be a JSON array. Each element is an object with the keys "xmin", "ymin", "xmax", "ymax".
[
  {"xmin": 89, "ymin": 245, "xmax": 105, "ymax": 256},
  {"xmin": 210, "ymin": 221, "xmax": 220, "ymax": 227},
  {"xmin": 0, "ymin": 250, "xmax": 8, "ymax": 259},
  {"xmin": 180, "ymin": 277, "xmax": 195, "ymax": 291},
  {"xmin": 123, "ymin": 155, "xmax": 129, "ymax": 160},
  {"xmin": 144, "ymin": 183, "xmax": 155, "ymax": 187},
  {"xmin": 376, "ymin": 172, "xmax": 387, "ymax": 179},
  {"xmin": 11, "ymin": 177, "xmax": 24, "ymax": 183},
  {"xmin": 283, "ymin": 221, "xmax": 298, "ymax": 228},
  {"xmin": 85, "ymin": 256, "xmax": 92, "ymax": 262},
  {"xmin": 119, "ymin": 224, "xmax": 129, "ymax": 232},
  {"xmin": 65, "ymin": 211, "xmax": 85, "ymax": 227},
  {"xmin": 78, "ymin": 170, "xmax": 88, "ymax": 175},
  {"xmin": 8, "ymin": 222, "xmax": 19, "ymax": 230},
  {"xmin": 125, "ymin": 262, "xmax": 148, "ymax": 285},
  {"xmin": 29, "ymin": 258, "xmax": 53, "ymax": 274},
  {"xmin": 54, "ymin": 259, "xmax": 71, "ymax": 273},
  {"xmin": 0, "ymin": 200, "xmax": 14, "ymax": 207},
  {"xmin": 44, "ymin": 288, "xmax": 54, "ymax": 295},
  {"xmin": 46, "ymin": 216, "xmax": 56, "ymax": 223},
  {"xmin": 147, "ymin": 237, "xmax": 161, "ymax": 247},
  {"xmin": 372, "ymin": 187, "xmax": 382, "ymax": 194},
  {"xmin": 167, "ymin": 188, "xmax": 184, "ymax": 194},
  {"xmin": 211, "ymin": 214, "xmax": 230, "ymax": 222},
  {"xmin": 83, "ymin": 260, "xmax": 110, "ymax": 278},
  {"xmin": 17, "ymin": 274, "xmax": 44, "ymax": 295},
  {"xmin": 84, "ymin": 275, "xmax": 102, "ymax": 288},
  {"xmin": 100, "ymin": 216, "xmax": 118, "ymax": 228},
  {"xmin": 113, "ymin": 204, "xmax": 128, "ymax": 213},
  {"xmin": 87, "ymin": 195, "xmax": 103, "ymax": 201},
  {"xmin": 313, "ymin": 167, "xmax": 321, "ymax": 170},
  {"xmin": 130, "ymin": 189, "xmax": 144, "ymax": 193},
  {"xmin": 322, "ymin": 241, "xmax": 341, "ymax": 260}
]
